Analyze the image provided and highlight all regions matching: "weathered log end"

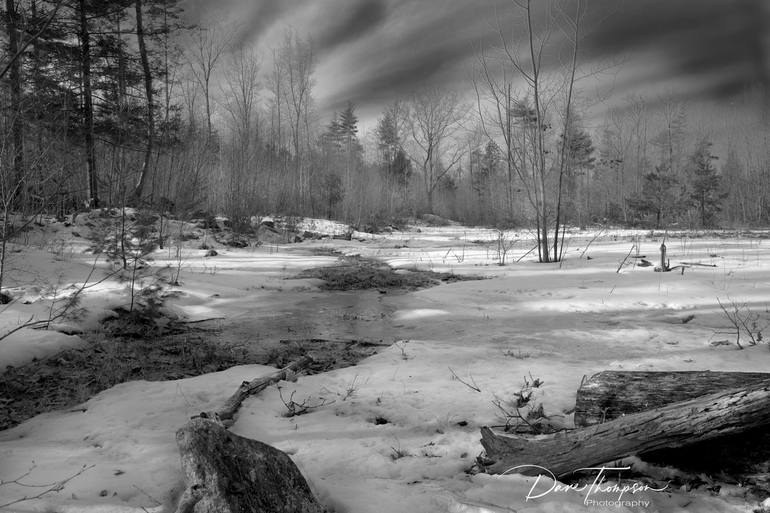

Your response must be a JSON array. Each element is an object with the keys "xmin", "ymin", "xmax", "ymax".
[
  {"xmin": 174, "ymin": 418, "xmax": 326, "ymax": 513},
  {"xmin": 574, "ymin": 370, "xmax": 770, "ymax": 427},
  {"xmin": 479, "ymin": 426, "xmax": 538, "ymax": 476}
]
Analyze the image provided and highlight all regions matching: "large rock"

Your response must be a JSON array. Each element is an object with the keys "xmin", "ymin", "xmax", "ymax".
[
  {"xmin": 420, "ymin": 213, "xmax": 451, "ymax": 226},
  {"xmin": 175, "ymin": 418, "xmax": 326, "ymax": 513},
  {"xmin": 255, "ymin": 224, "xmax": 290, "ymax": 244},
  {"xmin": 214, "ymin": 231, "xmax": 249, "ymax": 248}
]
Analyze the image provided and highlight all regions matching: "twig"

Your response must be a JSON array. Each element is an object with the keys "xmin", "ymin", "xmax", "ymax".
[
  {"xmin": 184, "ymin": 317, "xmax": 226, "ymax": 324},
  {"xmin": 681, "ymin": 262, "xmax": 717, "ymax": 268},
  {"xmin": 132, "ymin": 484, "xmax": 162, "ymax": 506},
  {"xmin": 616, "ymin": 244, "xmax": 636, "ymax": 273},
  {"xmin": 0, "ymin": 464, "xmax": 93, "ymax": 509},
  {"xmin": 277, "ymin": 387, "xmax": 333, "ymax": 417},
  {"xmin": 717, "ymin": 297, "xmax": 743, "ymax": 349},
  {"xmin": 580, "ymin": 229, "xmax": 605, "ymax": 259},
  {"xmin": 716, "ymin": 296, "xmax": 766, "ymax": 348},
  {"xmin": 449, "ymin": 367, "xmax": 481, "ymax": 392},
  {"xmin": 394, "ymin": 340, "xmax": 409, "ymax": 360},
  {"xmin": 0, "ymin": 314, "xmax": 35, "ymax": 342},
  {"xmin": 491, "ymin": 398, "xmax": 536, "ymax": 433},
  {"xmin": 516, "ymin": 244, "xmax": 538, "ymax": 263},
  {"xmin": 3, "ymin": 255, "xmax": 113, "ymax": 340}
]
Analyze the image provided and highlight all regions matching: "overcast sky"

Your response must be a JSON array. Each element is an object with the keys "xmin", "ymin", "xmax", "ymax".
[{"xmin": 186, "ymin": 0, "xmax": 769, "ymax": 130}]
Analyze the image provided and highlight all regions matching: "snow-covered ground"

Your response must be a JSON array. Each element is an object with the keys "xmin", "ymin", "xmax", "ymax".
[{"xmin": 2, "ymin": 218, "xmax": 770, "ymax": 512}]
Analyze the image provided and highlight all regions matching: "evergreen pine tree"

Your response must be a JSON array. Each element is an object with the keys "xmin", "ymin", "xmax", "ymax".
[
  {"xmin": 687, "ymin": 139, "xmax": 726, "ymax": 228},
  {"xmin": 627, "ymin": 165, "xmax": 680, "ymax": 228}
]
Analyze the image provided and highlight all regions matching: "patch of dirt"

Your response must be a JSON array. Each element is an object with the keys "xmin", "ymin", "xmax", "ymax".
[{"xmin": 297, "ymin": 255, "xmax": 483, "ymax": 291}]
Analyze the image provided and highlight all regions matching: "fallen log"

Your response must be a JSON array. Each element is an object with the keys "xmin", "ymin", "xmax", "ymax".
[
  {"xmin": 480, "ymin": 377, "xmax": 770, "ymax": 477},
  {"xmin": 574, "ymin": 370, "xmax": 770, "ymax": 475},
  {"xmin": 174, "ymin": 418, "xmax": 326, "ymax": 513},
  {"xmin": 214, "ymin": 354, "xmax": 314, "ymax": 423},
  {"xmin": 574, "ymin": 370, "xmax": 770, "ymax": 427}
]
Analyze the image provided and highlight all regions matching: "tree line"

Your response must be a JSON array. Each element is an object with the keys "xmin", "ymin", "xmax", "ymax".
[{"xmin": 1, "ymin": 0, "xmax": 766, "ymax": 262}]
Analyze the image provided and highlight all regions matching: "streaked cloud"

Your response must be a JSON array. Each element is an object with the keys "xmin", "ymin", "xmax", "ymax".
[{"xmin": 188, "ymin": 0, "xmax": 769, "ymax": 121}]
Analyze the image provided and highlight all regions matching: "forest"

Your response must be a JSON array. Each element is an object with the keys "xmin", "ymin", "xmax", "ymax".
[{"xmin": 2, "ymin": 0, "xmax": 767, "ymax": 264}]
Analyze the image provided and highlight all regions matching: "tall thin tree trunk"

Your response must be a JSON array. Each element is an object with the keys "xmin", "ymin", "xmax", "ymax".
[
  {"xmin": 553, "ymin": 0, "xmax": 582, "ymax": 262},
  {"xmin": 505, "ymin": 84, "xmax": 514, "ymax": 221},
  {"xmin": 524, "ymin": 0, "xmax": 550, "ymax": 262},
  {"xmin": 132, "ymin": 0, "xmax": 155, "ymax": 204},
  {"xmin": 5, "ymin": 0, "xmax": 24, "ymax": 204},
  {"xmin": 0, "ymin": 209, "xmax": 10, "ymax": 293},
  {"xmin": 79, "ymin": 0, "xmax": 99, "ymax": 208},
  {"xmin": 204, "ymin": 79, "xmax": 212, "ymax": 140}
]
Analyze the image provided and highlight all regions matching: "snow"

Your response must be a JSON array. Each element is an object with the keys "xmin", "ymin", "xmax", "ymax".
[
  {"xmin": 0, "ymin": 329, "xmax": 83, "ymax": 371},
  {"xmin": 2, "ymin": 219, "xmax": 770, "ymax": 512}
]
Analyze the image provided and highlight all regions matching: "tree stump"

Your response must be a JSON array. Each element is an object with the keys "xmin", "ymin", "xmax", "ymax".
[{"xmin": 174, "ymin": 418, "xmax": 326, "ymax": 513}]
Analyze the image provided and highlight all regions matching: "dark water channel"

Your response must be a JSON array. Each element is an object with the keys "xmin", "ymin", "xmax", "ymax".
[{"xmin": 214, "ymin": 289, "xmax": 407, "ymax": 369}]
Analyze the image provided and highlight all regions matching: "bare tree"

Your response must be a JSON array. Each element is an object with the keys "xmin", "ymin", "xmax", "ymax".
[
  {"xmin": 551, "ymin": 0, "xmax": 585, "ymax": 261},
  {"xmin": 220, "ymin": 48, "xmax": 261, "ymax": 149},
  {"xmin": 272, "ymin": 30, "xmax": 316, "ymax": 211},
  {"xmin": 402, "ymin": 87, "xmax": 467, "ymax": 214},
  {"xmin": 218, "ymin": 48, "xmax": 262, "ymax": 218},
  {"xmin": 185, "ymin": 23, "xmax": 232, "ymax": 140},
  {"xmin": 180, "ymin": 72, "xmax": 200, "ymax": 133},
  {"xmin": 596, "ymin": 107, "xmax": 635, "ymax": 223},
  {"xmin": 266, "ymin": 48, "xmax": 284, "ymax": 155},
  {"xmin": 473, "ymin": 58, "xmax": 524, "ymax": 224},
  {"xmin": 475, "ymin": 0, "xmax": 585, "ymax": 262}
]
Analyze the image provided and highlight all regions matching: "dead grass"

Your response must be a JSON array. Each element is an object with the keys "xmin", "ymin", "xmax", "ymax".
[
  {"xmin": 0, "ymin": 326, "xmax": 248, "ymax": 431},
  {"xmin": 0, "ymin": 325, "xmax": 390, "ymax": 431},
  {"xmin": 298, "ymin": 255, "xmax": 482, "ymax": 291},
  {"xmin": 264, "ymin": 338, "xmax": 389, "ymax": 372}
]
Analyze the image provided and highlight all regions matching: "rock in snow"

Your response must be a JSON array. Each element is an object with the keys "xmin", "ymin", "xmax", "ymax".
[{"xmin": 175, "ymin": 418, "xmax": 326, "ymax": 513}]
